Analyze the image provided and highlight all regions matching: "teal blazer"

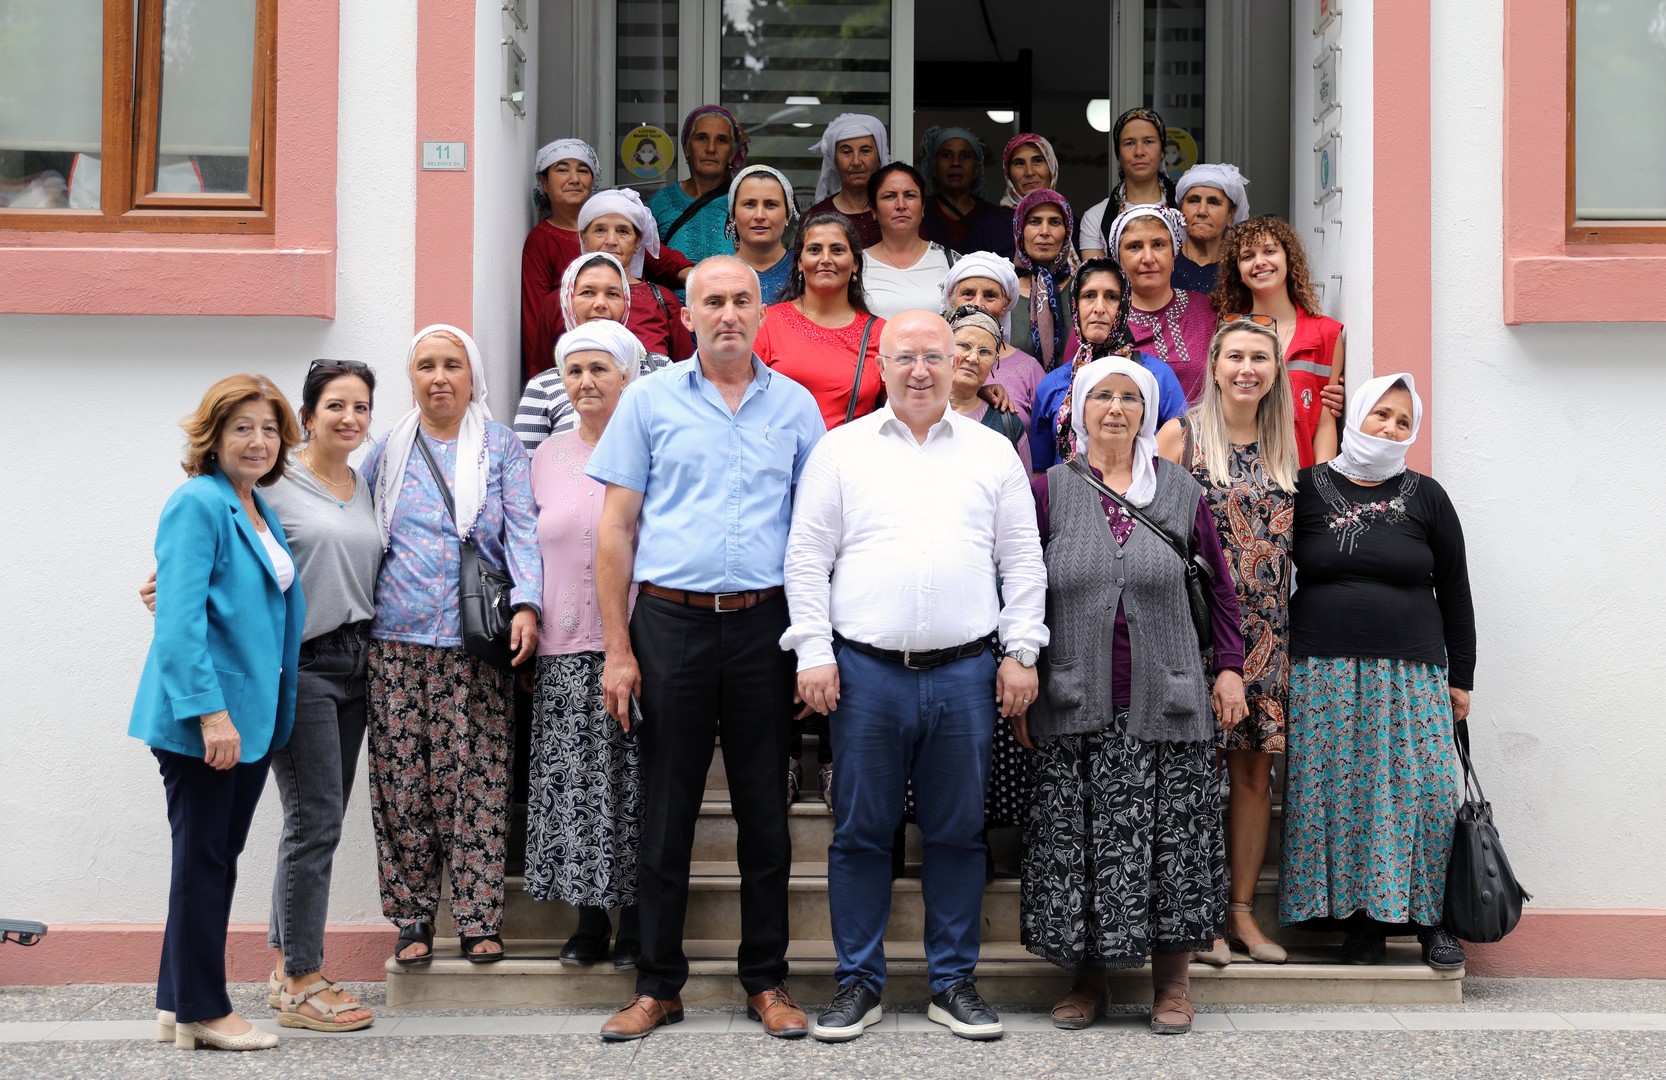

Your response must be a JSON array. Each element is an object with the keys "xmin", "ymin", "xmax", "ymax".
[{"xmin": 129, "ymin": 469, "xmax": 305, "ymax": 762}]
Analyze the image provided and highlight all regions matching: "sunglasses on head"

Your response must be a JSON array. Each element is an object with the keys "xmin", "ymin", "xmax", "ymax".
[
  {"xmin": 1219, "ymin": 312, "xmax": 1277, "ymax": 330},
  {"xmin": 309, "ymin": 359, "xmax": 373, "ymax": 376}
]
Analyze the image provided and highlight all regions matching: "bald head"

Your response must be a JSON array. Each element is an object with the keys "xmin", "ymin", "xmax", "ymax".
[
  {"xmin": 687, "ymin": 254, "xmax": 760, "ymax": 306},
  {"xmin": 878, "ymin": 310, "xmax": 954, "ymax": 437},
  {"xmin": 682, "ymin": 254, "xmax": 766, "ymax": 366}
]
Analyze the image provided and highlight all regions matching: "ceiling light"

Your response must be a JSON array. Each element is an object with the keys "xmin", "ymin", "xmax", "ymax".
[
  {"xmin": 1086, "ymin": 99, "xmax": 1111, "ymax": 133},
  {"xmin": 986, "ymin": 110, "xmax": 1015, "ymax": 124}
]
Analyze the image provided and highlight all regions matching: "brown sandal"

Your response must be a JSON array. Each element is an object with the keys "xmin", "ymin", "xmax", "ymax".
[
  {"xmin": 1050, "ymin": 983, "xmax": 1106, "ymax": 1030},
  {"xmin": 1150, "ymin": 989, "xmax": 1194, "ymax": 1034}
]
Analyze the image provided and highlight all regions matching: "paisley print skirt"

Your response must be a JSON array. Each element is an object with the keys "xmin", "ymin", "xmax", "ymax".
[
  {"xmin": 1278, "ymin": 657, "xmax": 1458, "ymax": 928},
  {"xmin": 1020, "ymin": 709, "xmax": 1226, "ymax": 970},
  {"xmin": 524, "ymin": 651, "xmax": 642, "ymax": 908}
]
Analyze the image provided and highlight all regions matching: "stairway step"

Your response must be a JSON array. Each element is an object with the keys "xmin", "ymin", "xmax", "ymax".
[{"xmin": 385, "ymin": 940, "xmax": 1460, "ymax": 1009}]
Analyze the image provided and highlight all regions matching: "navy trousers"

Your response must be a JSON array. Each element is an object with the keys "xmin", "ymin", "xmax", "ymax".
[{"xmin": 153, "ymin": 747, "xmax": 270, "ymax": 1023}]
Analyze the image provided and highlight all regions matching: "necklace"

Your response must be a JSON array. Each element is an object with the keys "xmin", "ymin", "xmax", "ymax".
[{"xmin": 299, "ymin": 449, "xmax": 354, "ymax": 508}]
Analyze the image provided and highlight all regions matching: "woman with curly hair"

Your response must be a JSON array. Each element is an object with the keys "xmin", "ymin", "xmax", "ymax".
[{"xmin": 1211, "ymin": 216, "xmax": 1345, "ymax": 467}]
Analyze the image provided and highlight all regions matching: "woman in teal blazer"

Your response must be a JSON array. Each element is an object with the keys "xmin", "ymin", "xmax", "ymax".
[{"xmin": 129, "ymin": 375, "xmax": 304, "ymax": 1053}]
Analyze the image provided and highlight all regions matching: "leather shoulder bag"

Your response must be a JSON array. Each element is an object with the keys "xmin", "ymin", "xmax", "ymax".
[{"xmin": 1444, "ymin": 719, "xmax": 1532, "ymax": 943}]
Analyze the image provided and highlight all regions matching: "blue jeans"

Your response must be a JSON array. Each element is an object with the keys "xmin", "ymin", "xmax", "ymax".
[
  {"xmin": 827, "ymin": 645, "xmax": 996, "ymax": 996},
  {"xmin": 267, "ymin": 627, "xmax": 368, "ymax": 975}
]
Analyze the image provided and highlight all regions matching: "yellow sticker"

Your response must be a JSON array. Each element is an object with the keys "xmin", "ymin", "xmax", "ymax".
[
  {"xmin": 1163, "ymin": 127, "xmax": 1199, "ymax": 182},
  {"xmin": 621, "ymin": 126, "xmax": 675, "ymax": 181}
]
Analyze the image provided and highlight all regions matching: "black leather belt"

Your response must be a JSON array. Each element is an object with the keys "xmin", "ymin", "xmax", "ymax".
[{"xmin": 834, "ymin": 633, "xmax": 995, "ymax": 671}]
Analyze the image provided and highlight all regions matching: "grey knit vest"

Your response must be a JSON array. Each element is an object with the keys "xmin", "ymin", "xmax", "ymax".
[{"xmin": 1030, "ymin": 458, "xmax": 1213, "ymax": 744}]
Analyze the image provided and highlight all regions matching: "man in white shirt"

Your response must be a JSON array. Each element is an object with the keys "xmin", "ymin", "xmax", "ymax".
[{"xmin": 780, "ymin": 310, "xmax": 1047, "ymax": 1043}]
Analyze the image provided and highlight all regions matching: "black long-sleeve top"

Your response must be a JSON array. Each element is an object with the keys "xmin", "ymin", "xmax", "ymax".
[{"xmin": 1289, "ymin": 466, "xmax": 1476, "ymax": 690}]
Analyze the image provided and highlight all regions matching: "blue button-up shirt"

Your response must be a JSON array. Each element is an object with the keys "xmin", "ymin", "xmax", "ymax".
[{"xmin": 587, "ymin": 355, "xmax": 825, "ymax": 592}]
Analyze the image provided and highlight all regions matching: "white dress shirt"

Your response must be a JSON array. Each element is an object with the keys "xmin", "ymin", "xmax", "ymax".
[{"xmin": 780, "ymin": 404, "xmax": 1048, "ymax": 671}]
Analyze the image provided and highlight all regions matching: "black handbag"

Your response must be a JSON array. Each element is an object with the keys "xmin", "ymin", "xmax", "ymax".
[
  {"xmin": 1065, "ymin": 456, "xmax": 1214, "ymax": 649},
  {"xmin": 1443, "ymin": 719, "xmax": 1531, "ymax": 943},
  {"xmin": 413, "ymin": 435, "xmax": 518, "ymax": 672}
]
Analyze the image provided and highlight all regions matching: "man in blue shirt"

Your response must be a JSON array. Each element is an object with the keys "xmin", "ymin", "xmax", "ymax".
[{"xmin": 588, "ymin": 255, "xmax": 825, "ymax": 1042}]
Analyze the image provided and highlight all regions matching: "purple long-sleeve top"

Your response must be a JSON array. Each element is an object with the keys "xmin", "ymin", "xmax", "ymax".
[{"xmin": 1033, "ymin": 465, "xmax": 1244, "ymax": 707}]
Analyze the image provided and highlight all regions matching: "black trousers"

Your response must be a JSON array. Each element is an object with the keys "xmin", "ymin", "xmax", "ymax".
[
  {"xmin": 153, "ymin": 747, "xmax": 270, "ymax": 1023},
  {"xmin": 630, "ymin": 592, "xmax": 794, "ymax": 998}
]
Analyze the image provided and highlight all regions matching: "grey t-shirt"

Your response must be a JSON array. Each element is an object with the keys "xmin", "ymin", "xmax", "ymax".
[{"xmin": 263, "ymin": 455, "xmax": 382, "ymax": 643}]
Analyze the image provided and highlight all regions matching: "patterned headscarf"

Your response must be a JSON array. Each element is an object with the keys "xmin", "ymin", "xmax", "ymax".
[
  {"xmin": 1012, "ymin": 189, "xmax": 1080, "ymax": 370},
  {"xmin": 725, "ymin": 164, "xmax": 798, "ymax": 247},
  {"xmin": 1000, "ymin": 133, "xmax": 1060, "ymax": 207},
  {"xmin": 558, "ymin": 251, "xmax": 631, "ymax": 334},
  {"xmin": 532, "ymin": 138, "xmax": 601, "ymax": 217},
  {"xmin": 946, "ymin": 304, "xmax": 1005, "ymax": 350},
  {"xmin": 679, "ymin": 104, "xmax": 749, "ymax": 175},
  {"xmin": 1107, "ymin": 203, "xmax": 1187, "ymax": 264},
  {"xmin": 1106, "ymin": 107, "xmax": 1179, "ymax": 220},
  {"xmin": 918, "ymin": 126, "xmax": 985, "ymax": 197},
  {"xmin": 809, "ymin": 113, "xmax": 891, "ymax": 202},
  {"xmin": 1054, "ymin": 258, "xmax": 1134, "ymax": 463}
]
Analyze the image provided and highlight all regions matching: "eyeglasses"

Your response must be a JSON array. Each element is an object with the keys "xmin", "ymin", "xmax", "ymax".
[
  {"xmin": 309, "ymin": 359, "xmax": 373, "ymax": 376},
  {"xmin": 1219, "ymin": 312, "xmax": 1278, "ymax": 329},
  {"xmin": 954, "ymin": 341, "xmax": 999, "ymax": 363},
  {"xmin": 1085, "ymin": 390, "xmax": 1144, "ymax": 408},
  {"xmin": 879, "ymin": 352, "xmax": 951, "ymax": 368}
]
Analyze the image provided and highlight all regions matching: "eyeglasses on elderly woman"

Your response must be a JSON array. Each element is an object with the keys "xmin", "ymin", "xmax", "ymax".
[{"xmin": 1085, "ymin": 389, "xmax": 1144, "ymax": 408}]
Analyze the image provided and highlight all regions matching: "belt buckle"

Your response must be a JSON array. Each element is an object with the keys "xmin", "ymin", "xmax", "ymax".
[
  {"xmin": 901, "ymin": 648, "xmax": 921, "ymax": 670},
  {"xmin": 711, "ymin": 591, "xmax": 740, "ymax": 613}
]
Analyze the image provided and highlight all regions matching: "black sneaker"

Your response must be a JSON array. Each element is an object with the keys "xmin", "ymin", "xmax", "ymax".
[
  {"xmin": 926, "ymin": 979, "xmax": 1003, "ymax": 1040},
  {"xmin": 1340, "ymin": 930, "xmax": 1386, "ymax": 966},
  {"xmin": 812, "ymin": 981, "xmax": 883, "ymax": 1042},
  {"xmin": 1418, "ymin": 927, "xmax": 1466, "ymax": 970}
]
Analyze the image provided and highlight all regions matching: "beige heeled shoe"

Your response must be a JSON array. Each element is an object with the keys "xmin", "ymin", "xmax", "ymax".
[
  {"xmin": 1226, "ymin": 902, "xmax": 1288, "ymax": 964},
  {"xmin": 174, "ymin": 1017, "xmax": 279, "ymax": 1051},
  {"xmin": 156, "ymin": 1010, "xmax": 175, "ymax": 1042},
  {"xmin": 1193, "ymin": 939, "xmax": 1232, "ymax": 967}
]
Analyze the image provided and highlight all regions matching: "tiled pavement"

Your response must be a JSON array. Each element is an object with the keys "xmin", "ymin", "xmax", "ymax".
[{"xmin": 1, "ymin": 979, "xmax": 1663, "ymax": 1078}]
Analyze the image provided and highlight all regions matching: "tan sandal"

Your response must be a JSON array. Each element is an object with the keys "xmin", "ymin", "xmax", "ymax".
[
  {"xmin": 1050, "ymin": 983, "xmax": 1106, "ymax": 1030},
  {"xmin": 268, "ymin": 970, "xmax": 359, "ymax": 1008},
  {"xmin": 1150, "ymin": 989, "xmax": 1194, "ymax": 1034},
  {"xmin": 1226, "ymin": 902, "xmax": 1288, "ymax": 964},
  {"xmin": 276, "ymin": 978, "xmax": 374, "ymax": 1032}
]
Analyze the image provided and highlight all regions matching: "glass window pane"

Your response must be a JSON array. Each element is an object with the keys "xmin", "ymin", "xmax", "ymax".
[
  {"xmin": 0, "ymin": 0, "xmax": 103, "ymax": 209},
  {"xmin": 154, "ymin": 0, "xmax": 257, "ymax": 195},
  {"xmin": 721, "ymin": 0, "xmax": 893, "ymax": 205},
  {"xmin": 1575, "ymin": 1, "xmax": 1666, "ymax": 220},
  {"xmin": 616, "ymin": 0, "xmax": 679, "ymax": 188},
  {"xmin": 1144, "ymin": 0, "xmax": 1206, "ymax": 184}
]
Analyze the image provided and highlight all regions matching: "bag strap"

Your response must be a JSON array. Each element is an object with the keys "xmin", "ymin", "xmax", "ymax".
[
  {"xmin": 647, "ymin": 282, "xmax": 671, "ymax": 324},
  {"xmin": 1179, "ymin": 413, "xmax": 1197, "ymax": 468},
  {"xmin": 844, "ymin": 316, "xmax": 878, "ymax": 426},
  {"xmin": 1453, "ymin": 718, "xmax": 1487, "ymax": 805},
  {"xmin": 1065, "ymin": 455, "xmax": 1205, "ymax": 576},
  {"xmin": 412, "ymin": 433, "xmax": 459, "ymax": 532},
  {"xmin": 662, "ymin": 186, "xmax": 726, "ymax": 246}
]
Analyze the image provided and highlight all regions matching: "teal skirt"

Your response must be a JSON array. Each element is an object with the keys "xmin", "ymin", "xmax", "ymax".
[{"xmin": 1278, "ymin": 657, "xmax": 1458, "ymax": 928}]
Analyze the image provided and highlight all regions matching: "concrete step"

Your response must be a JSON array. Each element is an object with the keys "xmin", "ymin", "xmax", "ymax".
[
  {"xmin": 385, "ymin": 939, "xmax": 1460, "ymax": 1009},
  {"xmin": 441, "ymin": 863, "xmax": 1303, "ymax": 947}
]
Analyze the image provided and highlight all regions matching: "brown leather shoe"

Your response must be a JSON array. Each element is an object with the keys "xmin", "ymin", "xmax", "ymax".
[
  {"xmin": 746, "ymin": 984, "xmax": 809, "ymax": 1038},
  {"xmin": 599, "ymin": 994, "xmax": 684, "ymax": 1041}
]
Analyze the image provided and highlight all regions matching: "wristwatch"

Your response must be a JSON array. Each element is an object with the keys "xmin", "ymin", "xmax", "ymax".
[{"xmin": 1005, "ymin": 646, "xmax": 1039, "ymax": 668}]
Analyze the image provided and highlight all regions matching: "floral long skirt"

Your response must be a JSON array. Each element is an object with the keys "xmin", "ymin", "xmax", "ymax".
[
  {"xmin": 1278, "ymin": 657, "xmax": 1458, "ymax": 928},
  {"xmin": 1020, "ymin": 709, "xmax": 1226, "ymax": 970},
  {"xmin": 523, "ymin": 651, "xmax": 641, "ymax": 908}
]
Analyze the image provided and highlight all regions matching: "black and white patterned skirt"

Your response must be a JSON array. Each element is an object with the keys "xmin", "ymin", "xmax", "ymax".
[
  {"xmin": 1020, "ymin": 709, "xmax": 1226, "ymax": 970},
  {"xmin": 524, "ymin": 651, "xmax": 641, "ymax": 908}
]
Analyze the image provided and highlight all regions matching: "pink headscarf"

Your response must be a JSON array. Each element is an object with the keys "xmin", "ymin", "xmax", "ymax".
[{"xmin": 1001, "ymin": 133, "xmax": 1061, "ymax": 207}]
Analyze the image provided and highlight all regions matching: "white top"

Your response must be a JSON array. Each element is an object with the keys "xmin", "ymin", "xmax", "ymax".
[
  {"xmin": 861, "ymin": 245, "xmax": 953, "ymax": 320},
  {"xmin": 1077, "ymin": 196, "xmax": 1112, "ymax": 252},
  {"xmin": 779, "ymin": 404, "xmax": 1048, "ymax": 670},
  {"xmin": 257, "ymin": 525, "xmax": 296, "ymax": 592}
]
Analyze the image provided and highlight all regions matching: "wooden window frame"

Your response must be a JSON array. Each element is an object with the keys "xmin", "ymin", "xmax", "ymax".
[
  {"xmin": 0, "ymin": 0, "xmax": 276, "ymax": 234},
  {"xmin": 1564, "ymin": 2, "xmax": 1666, "ymax": 245}
]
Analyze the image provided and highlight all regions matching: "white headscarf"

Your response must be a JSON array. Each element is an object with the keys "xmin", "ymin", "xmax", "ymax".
[
  {"xmin": 533, "ymin": 139, "xmax": 601, "ymax": 210},
  {"xmin": 376, "ymin": 325, "xmax": 493, "ymax": 548},
  {"xmin": 809, "ymin": 113, "xmax": 891, "ymax": 202},
  {"xmin": 1107, "ymin": 203, "xmax": 1186, "ymax": 261},
  {"xmin": 726, "ymin": 164, "xmax": 799, "ymax": 239},
  {"xmin": 578, "ymin": 187, "xmax": 660, "ymax": 278},
  {"xmin": 556, "ymin": 319, "xmax": 647, "ymax": 381},
  {"xmin": 938, "ymin": 251, "xmax": 1022, "ymax": 343},
  {"xmin": 1175, "ymin": 163, "xmax": 1251, "ymax": 225},
  {"xmin": 1070, "ymin": 355, "xmax": 1161, "ymax": 507},
  {"xmin": 558, "ymin": 251, "xmax": 631, "ymax": 335},
  {"xmin": 1329, "ymin": 372, "xmax": 1423, "ymax": 484}
]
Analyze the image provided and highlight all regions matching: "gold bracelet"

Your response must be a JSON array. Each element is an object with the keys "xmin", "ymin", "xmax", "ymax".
[{"xmin": 200, "ymin": 712, "xmax": 227, "ymax": 729}]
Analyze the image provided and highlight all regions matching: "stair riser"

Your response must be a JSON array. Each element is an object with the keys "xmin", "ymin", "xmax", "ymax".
[{"xmin": 387, "ymin": 968, "xmax": 1460, "ymax": 1009}]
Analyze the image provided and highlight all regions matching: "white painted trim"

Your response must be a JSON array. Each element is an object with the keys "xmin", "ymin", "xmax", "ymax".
[
  {"xmin": 890, "ymin": 0, "xmax": 914, "ymax": 164},
  {"xmin": 592, "ymin": 0, "xmax": 617, "ymax": 187}
]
